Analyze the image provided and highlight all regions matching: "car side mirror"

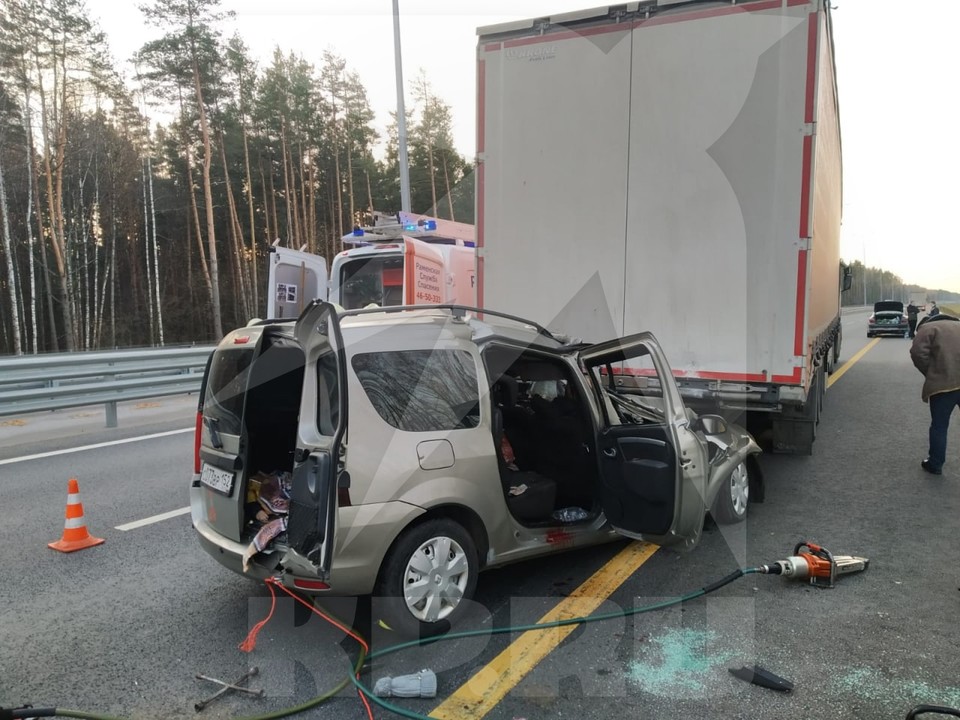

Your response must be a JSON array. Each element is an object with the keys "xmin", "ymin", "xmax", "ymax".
[
  {"xmin": 691, "ymin": 414, "xmax": 728, "ymax": 435},
  {"xmin": 841, "ymin": 266, "xmax": 853, "ymax": 292}
]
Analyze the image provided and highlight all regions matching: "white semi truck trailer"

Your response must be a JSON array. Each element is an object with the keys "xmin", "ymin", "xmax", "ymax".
[{"xmin": 476, "ymin": 0, "xmax": 851, "ymax": 453}]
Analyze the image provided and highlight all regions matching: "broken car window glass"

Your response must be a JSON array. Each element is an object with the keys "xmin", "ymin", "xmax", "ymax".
[{"xmin": 352, "ymin": 350, "xmax": 481, "ymax": 432}]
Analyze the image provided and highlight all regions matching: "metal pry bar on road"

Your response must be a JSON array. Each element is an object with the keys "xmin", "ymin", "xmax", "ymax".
[
  {"xmin": 194, "ymin": 666, "xmax": 262, "ymax": 713},
  {"xmin": 195, "ymin": 674, "xmax": 265, "ymax": 697}
]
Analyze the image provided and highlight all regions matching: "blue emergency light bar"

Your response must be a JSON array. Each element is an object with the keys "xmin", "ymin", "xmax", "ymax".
[{"xmin": 346, "ymin": 217, "xmax": 442, "ymax": 243}]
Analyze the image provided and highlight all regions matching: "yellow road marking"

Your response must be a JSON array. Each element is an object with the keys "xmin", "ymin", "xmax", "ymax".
[
  {"xmin": 430, "ymin": 541, "xmax": 659, "ymax": 720},
  {"xmin": 827, "ymin": 337, "xmax": 879, "ymax": 388}
]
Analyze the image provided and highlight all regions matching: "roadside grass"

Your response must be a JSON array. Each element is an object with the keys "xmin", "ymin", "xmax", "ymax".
[{"xmin": 939, "ymin": 302, "xmax": 960, "ymax": 316}]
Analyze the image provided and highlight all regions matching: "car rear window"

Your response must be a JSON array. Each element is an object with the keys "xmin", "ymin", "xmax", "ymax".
[
  {"xmin": 204, "ymin": 347, "xmax": 254, "ymax": 435},
  {"xmin": 352, "ymin": 350, "xmax": 481, "ymax": 432}
]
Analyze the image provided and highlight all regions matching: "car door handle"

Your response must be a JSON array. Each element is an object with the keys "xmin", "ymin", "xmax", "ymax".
[{"xmin": 603, "ymin": 447, "xmax": 617, "ymax": 458}]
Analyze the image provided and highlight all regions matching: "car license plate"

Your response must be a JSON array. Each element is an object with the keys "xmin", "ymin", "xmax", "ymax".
[{"xmin": 200, "ymin": 463, "xmax": 235, "ymax": 495}]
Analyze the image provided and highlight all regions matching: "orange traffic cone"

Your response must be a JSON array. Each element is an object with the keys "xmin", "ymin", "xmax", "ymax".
[{"xmin": 48, "ymin": 478, "xmax": 105, "ymax": 553}]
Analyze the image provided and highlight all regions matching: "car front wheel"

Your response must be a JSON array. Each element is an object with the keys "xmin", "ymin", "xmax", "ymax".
[
  {"xmin": 712, "ymin": 461, "xmax": 749, "ymax": 524},
  {"xmin": 374, "ymin": 519, "xmax": 478, "ymax": 638}
]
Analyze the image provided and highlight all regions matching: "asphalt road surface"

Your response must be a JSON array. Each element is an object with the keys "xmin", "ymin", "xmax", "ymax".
[{"xmin": 2, "ymin": 308, "xmax": 959, "ymax": 720}]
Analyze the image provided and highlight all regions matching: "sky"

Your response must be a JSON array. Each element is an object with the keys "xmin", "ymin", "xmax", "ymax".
[{"xmin": 84, "ymin": 0, "xmax": 960, "ymax": 293}]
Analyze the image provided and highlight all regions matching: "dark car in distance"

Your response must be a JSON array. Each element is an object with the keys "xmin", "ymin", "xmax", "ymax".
[{"xmin": 867, "ymin": 300, "xmax": 909, "ymax": 338}]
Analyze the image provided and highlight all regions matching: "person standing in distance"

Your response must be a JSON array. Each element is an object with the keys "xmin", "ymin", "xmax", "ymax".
[
  {"xmin": 910, "ymin": 312, "xmax": 960, "ymax": 475},
  {"xmin": 906, "ymin": 301, "xmax": 920, "ymax": 339}
]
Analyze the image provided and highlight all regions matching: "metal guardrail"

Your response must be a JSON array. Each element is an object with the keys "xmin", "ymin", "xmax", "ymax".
[
  {"xmin": 0, "ymin": 346, "xmax": 214, "ymax": 428},
  {"xmin": 841, "ymin": 305, "xmax": 871, "ymax": 314}
]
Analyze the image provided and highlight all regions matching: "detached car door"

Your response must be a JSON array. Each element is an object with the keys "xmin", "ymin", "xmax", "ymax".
[
  {"xmin": 284, "ymin": 301, "xmax": 347, "ymax": 579},
  {"xmin": 580, "ymin": 333, "xmax": 707, "ymax": 550}
]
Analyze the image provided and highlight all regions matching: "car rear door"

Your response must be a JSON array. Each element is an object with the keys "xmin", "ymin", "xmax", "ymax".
[
  {"xmin": 284, "ymin": 301, "xmax": 348, "ymax": 579},
  {"xmin": 580, "ymin": 333, "xmax": 707, "ymax": 549},
  {"xmin": 198, "ymin": 328, "xmax": 264, "ymax": 542}
]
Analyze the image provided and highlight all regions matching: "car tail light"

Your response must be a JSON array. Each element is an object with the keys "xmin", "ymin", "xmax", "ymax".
[
  {"xmin": 293, "ymin": 578, "xmax": 330, "ymax": 591},
  {"xmin": 194, "ymin": 411, "xmax": 203, "ymax": 474}
]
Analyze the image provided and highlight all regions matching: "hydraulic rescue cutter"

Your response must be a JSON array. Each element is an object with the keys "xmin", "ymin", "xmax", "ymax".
[{"xmin": 758, "ymin": 542, "xmax": 869, "ymax": 588}]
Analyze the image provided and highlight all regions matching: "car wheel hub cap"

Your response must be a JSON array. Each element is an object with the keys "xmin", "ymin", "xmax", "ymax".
[
  {"xmin": 403, "ymin": 536, "xmax": 469, "ymax": 623},
  {"xmin": 730, "ymin": 463, "xmax": 749, "ymax": 515}
]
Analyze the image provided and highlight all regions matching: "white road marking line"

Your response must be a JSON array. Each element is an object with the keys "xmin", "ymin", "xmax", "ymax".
[
  {"xmin": 0, "ymin": 427, "xmax": 193, "ymax": 466},
  {"xmin": 116, "ymin": 506, "xmax": 190, "ymax": 531}
]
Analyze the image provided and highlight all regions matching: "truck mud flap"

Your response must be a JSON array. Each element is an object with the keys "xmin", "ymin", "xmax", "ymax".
[
  {"xmin": 771, "ymin": 417, "xmax": 814, "ymax": 456},
  {"xmin": 771, "ymin": 366, "xmax": 823, "ymax": 455}
]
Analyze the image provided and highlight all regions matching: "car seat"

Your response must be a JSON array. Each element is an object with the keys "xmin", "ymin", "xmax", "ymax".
[
  {"xmin": 528, "ymin": 391, "xmax": 595, "ymax": 508},
  {"xmin": 492, "ymin": 377, "xmax": 556, "ymax": 522}
]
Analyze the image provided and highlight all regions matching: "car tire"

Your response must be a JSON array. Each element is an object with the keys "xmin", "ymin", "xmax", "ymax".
[
  {"xmin": 374, "ymin": 519, "xmax": 478, "ymax": 639},
  {"xmin": 711, "ymin": 460, "xmax": 749, "ymax": 524}
]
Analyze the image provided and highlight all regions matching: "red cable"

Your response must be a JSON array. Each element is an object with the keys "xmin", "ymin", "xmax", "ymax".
[
  {"xmin": 265, "ymin": 577, "xmax": 375, "ymax": 720},
  {"xmin": 238, "ymin": 580, "xmax": 278, "ymax": 652}
]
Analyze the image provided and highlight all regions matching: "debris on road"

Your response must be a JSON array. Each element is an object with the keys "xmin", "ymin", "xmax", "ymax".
[
  {"xmin": 194, "ymin": 666, "xmax": 262, "ymax": 712},
  {"xmin": 729, "ymin": 665, "xmax": 794, "ymax": 692},
  {"xmin": 373, "ymin": 669, "xmax": 437, "ymax": 698}
]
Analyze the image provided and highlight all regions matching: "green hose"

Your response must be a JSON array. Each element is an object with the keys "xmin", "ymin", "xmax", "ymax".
[
  {"xmin": 54, "ymin": 620, "xmax": 368, "ymax": 720},
  {"xmin": 353, "ymin": 567, "xmax": 760, "ymax": 719},
  {"xmin": 46, "ymin": 567, "xmax": 759, "ymax": 720}
]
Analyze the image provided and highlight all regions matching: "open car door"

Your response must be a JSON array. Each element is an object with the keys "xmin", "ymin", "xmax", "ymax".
[
  {"xmin": 267, "ymin": 246, "xmax": 329, "ymax": 319},
  {"xmin": 580, "ymin": 333, "xmax": 706, "ymax": 550},
  {"xmin": 283, "ymin": 301, "xmax": 347, "ymax": 579}
]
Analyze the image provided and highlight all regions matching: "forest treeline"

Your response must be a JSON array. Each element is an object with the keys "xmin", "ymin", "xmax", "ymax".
[
  {"xmin": 841, "ymin": 260, "xmax": 960, "ymax": 307},
  {"xmin": 0, "ymin": 0, "xmax": 474, "ymax": 354}
]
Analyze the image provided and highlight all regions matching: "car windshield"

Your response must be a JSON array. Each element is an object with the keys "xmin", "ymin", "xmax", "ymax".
[{"xmin": 339, "ymin": 255, "xmax": 404, "ymax": 309}]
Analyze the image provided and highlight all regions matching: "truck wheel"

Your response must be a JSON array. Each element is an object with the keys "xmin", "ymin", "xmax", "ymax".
[
  {"xmin": 374, "ymin": 519, "xmax": 478, "ymax": 639},
  {"xmin": 815, "ymin": 363, "xmax": 825, "ymax": 426},
  {"xmin": 712, "ymin": 461, "xmax": 749, "ymax": 524}
]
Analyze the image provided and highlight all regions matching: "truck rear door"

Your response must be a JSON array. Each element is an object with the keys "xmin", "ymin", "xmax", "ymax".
[
  {"xmin": 580, "ymin": 333, "xmax": 706, "ymax": 549},
  {"xmin": 267, "ymin": 246, "xmax": 328, "ymax": 319}
]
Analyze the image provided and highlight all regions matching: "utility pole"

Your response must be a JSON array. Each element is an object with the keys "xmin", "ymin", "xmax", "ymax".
[{"xmin": 392, "ymin": 0, "xmax": 411, "ymax": 213}]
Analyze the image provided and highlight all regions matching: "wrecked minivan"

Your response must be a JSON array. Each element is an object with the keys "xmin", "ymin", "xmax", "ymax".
[{"xmin": 191, "ymin": 302, "xmax": 762, "ymax": 636}]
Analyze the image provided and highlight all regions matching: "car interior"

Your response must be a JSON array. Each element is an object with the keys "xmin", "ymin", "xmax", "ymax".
[
  {"xmin": 484, "ymin": 344, "xmax": 600, "ymax": 526},
  {"xmin": 240, "ymin": 331, "xmax": 306, "ymax": 533}
]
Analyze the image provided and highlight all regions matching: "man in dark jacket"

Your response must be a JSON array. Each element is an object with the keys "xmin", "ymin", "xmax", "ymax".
[
  {"xmin": 906, "ymin": 302, "xmax": 920, "ymax": 338},
  {"xmin": 910, "ymin": 314, "xmax": 960, "ymax": 474}
]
